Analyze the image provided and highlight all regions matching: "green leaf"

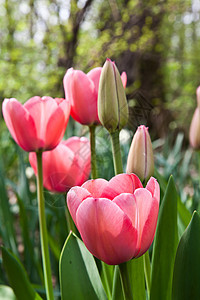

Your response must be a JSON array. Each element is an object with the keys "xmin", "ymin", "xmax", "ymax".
[
  {"xmin": 177, "ymin": 196, "xmax": 191, "ymax": 228},
  {"xmin": 16, "ymin": 147, "xmax": 31, "ymax": 204},
  {"xmin": 128, "ymin": 257, "xmax": 146, "ymax": 300},
  {"xmin": 2, "ymin": 247, "xmax": 42, "ymax": 300},
  {"xmin": 0, "ymin": 165, "xmax": 18, "ymax": 256},
  {"xmin": 172, "ymin": 211, "xmax": 200, "ymax": 300},
  {"xmin": 59, "ymin": 232, "xmax": 108, "ymax": 300},
  {"xmin": 150, "ymin": 176, "xmax": 178, "ymax": 300},
  {"xmin": 48, "ymin": 232, "xmax": 61, "ymax": 261},
  {"xmin": 16, "ymin": 195, "xmax": 43, "ymax": 283},
  {"xmin": 0, "ymin": 285, "xmax": 16, "ymax": 300},
  {"xmin": 154, "ymin": 168, "xmax": 167, "ymax": 200}
]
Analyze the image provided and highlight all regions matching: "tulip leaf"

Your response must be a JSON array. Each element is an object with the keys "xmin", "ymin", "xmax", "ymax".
[
  {"xmin": 16, "ymin": 146, "xmax": 31, "ymax": 204},
  {"xmin": 0, "ymin": 165, "xmax": 18, "ymax": 256},
  {"xmin": 128, "ymin": 257, "xmax": 146, "ymax": 300},
  {"xmin": 16, "ymin": 194, "xmax": 43, "ymax": 282},
  {"xmin": 2, "ymin": 247, "xmax": 42, "ymax": 300},
  {"xmin": 177, "ymin": 196, "xmax": 191, "ymax": 228},
  {"xmin": 150, "ymin": 175, "xmax": 178, "ymax": 300},
  {"xmin": 172, "ymin": 211, "xmax": 200, "ymax": 300},
  {"xmin": 153, "ymin": 168, "xmax": 167, "ymax": 200},
  {"xmin": 59, "ymin": 231, "xmax": 108, "ymax": 300}
]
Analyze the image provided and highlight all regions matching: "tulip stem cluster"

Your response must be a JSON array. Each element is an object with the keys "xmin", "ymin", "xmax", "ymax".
[
  {"xmin": 89, "ymin": 125, "xmax": 98, "ymax": 179},
  {"xmin": 36, "ymin": 152, "xmax": 54, "ymax": 300},
  {"xmin": 110, "ymin": 130, "xmax": 123, "ymax": 174},
  {"xmin": 119, "ymin": 262, "xmax": 133, "ymax": 300}
]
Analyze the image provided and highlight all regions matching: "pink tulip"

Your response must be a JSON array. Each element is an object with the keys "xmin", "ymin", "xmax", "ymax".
[
  {"xmin": 67, "ymin": 173, "xmax": 160, "ymax": 265},
  {"xmin": 29, "ymin": 137, "xmax": 91, "ymax": 193},
  {"xmin": 63, "ymin": 66, "xmax": 127, "ymax": 126},
  {"xmin": 126, "ymin": 125, "xmax": 154, "ymax": 182},
  {"xmin": 189, "ymin": 86, "xmax": 200, "ymax": 149},
  {"xmin": 2, "ymin": 96, "xmax": 71, "ymax": 152}
]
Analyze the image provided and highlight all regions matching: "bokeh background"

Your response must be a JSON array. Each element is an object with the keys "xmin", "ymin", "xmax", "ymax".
[{"xmin": 1, "ymin": 0, "xmax": 200, "ymax": 134}]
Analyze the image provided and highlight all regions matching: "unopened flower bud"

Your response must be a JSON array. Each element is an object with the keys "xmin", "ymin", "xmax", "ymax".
[
  {"xmin": 98, "ymin": 58, "xmax": 128, "ymax": 133},
  {"xmin": 126, "ymin": 125, "xmax": 154, "ymax": 182},
  {"xmin": 189, "ymin": 86, "xmax": 200, "ymax": 149}
]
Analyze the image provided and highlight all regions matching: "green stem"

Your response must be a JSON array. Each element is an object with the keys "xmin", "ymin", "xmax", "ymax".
[
  {"xmin": 143, "ymin": 251, "xmax": 151, "ymax": 297},
  {"xmin": 36, "ymin": 152, "xmax": 54, "ymax": 300},
  {"xmin": 110, "ymin": 130, "xmax": 123, "ymax": 175},
  {"xmin": 102, "ymin": 263, "xmax": 112, "ymax": 300},
  {"xmin": 89, "ymin": 125, "xmax": 98, "ymax": 179},
  {"xmin": 112, "ymin": 266, "xmax": 124, "ymax": 300},
  {"xmin": 119, "ymin": 262, "xmax": 133, "ymax": 300}
]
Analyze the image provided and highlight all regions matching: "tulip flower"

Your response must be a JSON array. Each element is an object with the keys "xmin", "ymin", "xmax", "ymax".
[
  {"xmin": 2, "ymin": 96, "xmax": 70, "ymax": 152},
  {"xmin": 63, "ymin": 67, "xmax": 102, "ymax": 125},
  {"xmin": 98, "ymin": 59, "xmax": 129, "ymax": 133},
  {"xmin": 67, "ymin": 173, "xmax": 160, "ymax": 265},
  {"xmin": 29, "ymin": 137, "xmax": 91, "ymax": 193},
  {"xmin": 189, "ymin": 86, "xmax": 200, "ymax": 149},
  {"xmin": 126, "ymin": 125, "xmax": 154, "ymax": 182},
  {"xmin": 63, "ymin": 66, "xmax": 127, "ymax": 126}
]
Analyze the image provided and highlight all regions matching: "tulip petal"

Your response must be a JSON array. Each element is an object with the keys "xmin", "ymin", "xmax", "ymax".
[
  {"xmin": 67, "ymin": 187, "xmax": 92, "ymax": 227},
  {"xmin": 43, "ymin": 145, "xmax": 75, "ymax": 192},
  {"xmin": 76, "ymin": 197, "xmax": 137, "ymax": 265},
  {"xmin": 29, "ymin": 152, "xmax": 37, "ymax": 175},
  {"xmin": 87, "ymin": 67, "xmax": 102, "ymax": 94},
  {"xmin": 24, "ymin": 97, "xmax": 56, "ymax": 135},
  {"xmin": 63, "ymin": 69, "xmax": 98, "ymax": 125},
  {"xmin": 24, "ymin": 96, "xmax": 66, "ymax": 150},
  {"xmin": 113, "ymin": 193, "xmax": 139, "ymax": 256},
  {"xmin": 64, "ymin": 136, "xmax": 89, "ymax": 150},
  {"xmin": 2, "ymin": 99, "xmax": 37, "ymax": 151},
  {"xmin": 55, "ymin": 98, "xmax": 71, "ymax": 124},
  {"xmin": 76, "ymin": 161, "xmax": 91, "ymax": 187},
  {"xmin": 45, "ymin": 102, "xmax": 70, "ymax": 150},
  {"xmin": 63, "ymin": 137, "xmax": 91, "ymax": 186},
  {"xmin": 64, "ymin": 137, "xmax": 90, "ymax": 165},
  {"xmin": 82, "ymin": 179, "xmax": 108, "ymax": 198},
  {"xmin": 134, "ymin": 188, "xmax": 159, "ymax": 257},
  {"xmin": 113, "ymin": 193, "xmax": 137, "ymax": 228},
  {"xmin": 30, "ymin": 137, "xmax": 91, "ymax": 193},
  {"xmin": 30, "ymin": 144, "xmax": 75, "ymax": 192},
  {"xmin": 101, "ymin": 173, "xmax": 143, "ymax": 199},
  {"xmin": 189, "ymin": 107, "xmax": 200, "ymax": 149},
  {"xmin": 146, "ymin": 177, "xmax": 160, "ymax": 203},
  {"xmin": 121, "ymin": 72, "xmax": 127, "ymax": 88}
]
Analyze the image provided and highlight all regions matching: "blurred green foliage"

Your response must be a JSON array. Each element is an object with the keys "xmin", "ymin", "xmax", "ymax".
[{"xmin": 0, "ymin": 0, "xmax": 199, "ymax": 129}]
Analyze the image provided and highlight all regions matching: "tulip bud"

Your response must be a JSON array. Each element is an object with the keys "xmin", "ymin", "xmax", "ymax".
[
  {"xmin": 126, "ymin": 125, "xmax": 154, "ymax": 182},
  {"xmin": 98, "ymin": 59, "xmax": 129, "ymax": 133},
  {"xmin": 189, "ymin": 86, "xmax": 200, "ymax": 149}
]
